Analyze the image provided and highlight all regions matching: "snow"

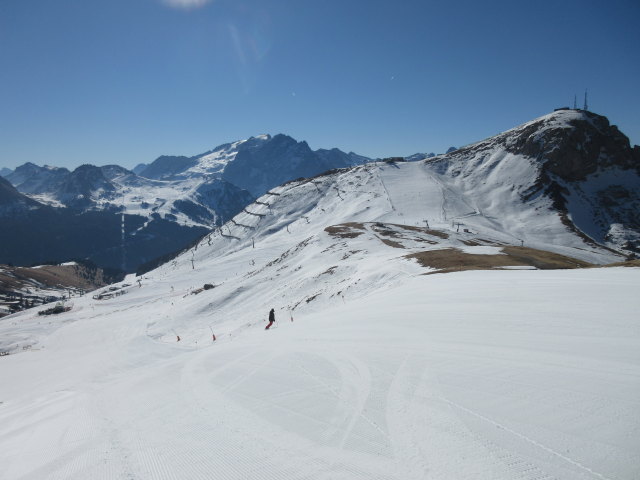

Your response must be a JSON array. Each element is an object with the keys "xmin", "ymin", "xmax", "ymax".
[
  {"xmin": 0, "ymin": 267, "xmax": 638, "ymax": 480},
  {"xmin": 459, "ymin": 245, "xmax": 504, "ymax": 255},
  {"xmin": 102, "ymin": 176, "xmax": 214, "ymax": 228},
  {"xmin": 26, "ymin": 193, "xmax": 66, "ymax": 208},
  {"xmin": 0, "ymin": 157, "xmax": 638, "ymax": 479}
]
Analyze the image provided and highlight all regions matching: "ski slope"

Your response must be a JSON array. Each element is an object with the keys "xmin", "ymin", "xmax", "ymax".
[
  {"xmin": 1, "ymin": 160, "xmax": 639, "ymax": 479},
  {"xmin": 0, "ymin": 268, "xmax": 639, "ymax": 480}
]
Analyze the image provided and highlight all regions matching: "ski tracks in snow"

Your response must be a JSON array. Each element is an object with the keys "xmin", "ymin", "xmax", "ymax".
[
  {"xmin": 385, "ymin": 350, "xmax": 623, "ymax": 480},
  {"xmin": 376, "ymin": 163, "xmax": 476, "ymax": 226},
  {"xmin": 177, "ymin": 343, "xmax": 398, "ymax": 479},
  {"xmin": 386, "ymin": 353, "xmax": 561, "ymax": 480},
  {"xmin": 437, "ymin": 396, "xmax": 614, "ymax": 480}
]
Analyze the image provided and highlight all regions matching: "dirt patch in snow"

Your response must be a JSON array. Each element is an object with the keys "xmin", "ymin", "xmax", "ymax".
[
  {"xmin": 371, "ymin": 223, "xmax": 445, "ymax": 247},
  {"xmin": 379, "ymin": 238, "xmax": 405, "ymax": 249},
  {"xmin": 501, "ymin": 246, "xmax": 592, "ymax": 269},
  {"xmin": 460, "ymin": 239, "xmax": 482, "ymax": 246},
  {"xmin": 371, "ymin": 223, "xmax": 401, "ymax": 237},
  {"xmin": 0, "ymin": 264, "xmax": 113, "ymax": 291},
  {"xmin": 407, "ymin": 246, "xmax": 592, "ymax": 274},
  {"xmin": 601, "ymin": 259, "xmax": 640, "ymax": 268},
  {"xmin": 325, "ymin": 223, "xmax": 365, "ymax": 238},
  {"xmin": 396, "ymin": 224, "xmax": 450, "ymax": 239},
  {"xmin": 461, "ymin": 238, "xmax": 505, "ymax": 247}
]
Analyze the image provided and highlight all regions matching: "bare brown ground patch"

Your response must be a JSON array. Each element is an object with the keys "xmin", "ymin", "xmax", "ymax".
[
  {"xmin": 1, "ymin": 264, "xmax": 108, "ymax": 290},
  {"xmin": 461, "ymin": 239, "xmax": 482, "ymax": 246},
  {"xmin": 370, "ymin": 223, "xmax": 401, "ymax": 238},
  {"xmin": 501, "ymin": 247, "xmax": 592, "ymax": 269},
  {"xmin": 370, "ymin": 223, "xmax": 446, "ymax": 247},
  {"xmin": 325, "ymin": 223, "xmax": 365, "ymax": 238},
  {"xmin": 379, "ymin": 238, "xmax": 405, "ymax": 249},
  {"xmin": 412, "ymin": 238, "xmax": 438, "ymax": 245},
  {"xmin": 601, "ymin": 259, "xmax": 640, "ymax": 268},
  {"xmin": 396, "ymin": 224, "xmax": 450, "ymax": 239},
  {"xmin": 0, "ymin": 272, "xmax": 21, "ymax": 290},
  {"xmin": 406, "ymin": 246, "xmax": 592, "ymax": 274},
  {"xmin": 371, "ymin": 223, "xmax": 449, "ymax": 240}
]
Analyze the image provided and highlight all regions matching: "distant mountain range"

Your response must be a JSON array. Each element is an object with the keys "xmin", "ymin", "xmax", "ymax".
[{"xmin": 0, "ymin": 135, "xmax": 372, "ymax": 271}]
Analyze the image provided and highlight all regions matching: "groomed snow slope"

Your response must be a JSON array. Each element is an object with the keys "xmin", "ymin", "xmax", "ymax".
[
  {"xmin": 1, "ymin": 269, "xmax": 639, "ymax": 480},
  {"xmin": 0, "ymin": 161, "xmax": 638, "ymax": 480}
]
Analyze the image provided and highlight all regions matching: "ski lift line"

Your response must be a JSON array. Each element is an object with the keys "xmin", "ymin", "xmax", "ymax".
[
  {"xmin": 243, "ymin": 208, "xmax": 267, "ymax": 217},
  {"xmin": 230, "ymin": 219, "xmax": 256, "ymax": 230},
  {"xmin": 376, "ymin": 166, "xmax": 395, "ymax": 213}
]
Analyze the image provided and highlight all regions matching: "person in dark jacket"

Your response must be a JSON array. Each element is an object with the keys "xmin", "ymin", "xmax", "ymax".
[{"xmin": 265, "ymin": 308, "xmax": 275, "ymax": 330}]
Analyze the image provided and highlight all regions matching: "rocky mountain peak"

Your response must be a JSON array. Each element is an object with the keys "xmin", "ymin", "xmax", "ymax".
[
  {"xmin": 500, "ymin": 110, "xmax": 639, "ymax": 182},
  {"xmin": 55, "ymin": 165, "xmax": 116, "ymax": 208},
  {"xmin": 100, "ymin": 165, "xmax": 134, "ymax": 181}
]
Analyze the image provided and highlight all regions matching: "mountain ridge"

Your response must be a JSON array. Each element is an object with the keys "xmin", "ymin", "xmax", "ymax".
[{"xmin": 0, "ymin": 135, "xmax": 374, "ymax": 271}]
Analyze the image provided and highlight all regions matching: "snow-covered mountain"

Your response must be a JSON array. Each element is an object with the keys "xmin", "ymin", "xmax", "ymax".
[
  {"xmin": 7, "ymin": 134, "xmax": 372, "ymax": 227},
  {"xmin": 4, "ymin": 163, "xmax": 70, "ymax": 198},
  {"xmin": 139, "ymin": 134, "xmax": 368, "ymax": 181},
  {"xmin": 137, "ymin": 134, "xmax": 371, "ymax": 198},
  {"xmin": 430, "ymin": 109, "xmax": 640, "ymax": 254},
  {"xmin": 1, "ymin": 112, "xmax": 638, "ymax": 478},
  {"xmin": 2, "ymin": 135, "xmax": 373, "ymax": 271}
]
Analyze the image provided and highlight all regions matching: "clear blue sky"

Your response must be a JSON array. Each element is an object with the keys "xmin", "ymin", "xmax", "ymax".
[{"xmin": 1, "ymin": 0, "xmax": 639, "ymax": 170}]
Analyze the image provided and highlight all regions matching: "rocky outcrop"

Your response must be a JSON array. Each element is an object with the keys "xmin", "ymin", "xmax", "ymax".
[{"xmin": 500, "ymin": 110, "xmax": 639, "ymax": 181}]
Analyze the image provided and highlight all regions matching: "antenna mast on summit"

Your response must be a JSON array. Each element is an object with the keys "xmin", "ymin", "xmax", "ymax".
[
  {"xmin": 573, "ymin": 95, "xmax": 577, "ymax": 109},
  {"xmin": 583, "ymin": 90, "xmax": 588, "ymax": 111}
]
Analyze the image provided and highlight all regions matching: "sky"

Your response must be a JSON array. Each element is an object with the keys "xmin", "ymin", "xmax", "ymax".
[{"xmin": 1, "ymin": 0, "xmax": 639, "ymax": 170}]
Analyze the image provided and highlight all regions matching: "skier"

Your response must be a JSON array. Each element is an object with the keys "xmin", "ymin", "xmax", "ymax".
[{"xmin": 265, "ymin": 308, "xmax": 275, "ymax": 330}]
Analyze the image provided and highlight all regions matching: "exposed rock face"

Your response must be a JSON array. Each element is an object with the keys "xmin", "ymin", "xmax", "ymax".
[
  {"xmin": 100, "ymin": 165, "xmax": 135, "ymax": 181},
  {"xmin": 446, "ymin": 110, "xmax": 639, "ymax": 182},
  {"xmin": 499, "ymin": 111, "xmax": 640, "ymax": 181},
  {"xmin": 138, "ymin": 156, "xmax": 197, "ymax": 180},
  {"xmin": 6, "ymin": 163, "xmax": 70, "ymax": 194},
  {"xmin": 193, "ymin": 179, "xmax": 254, "ymax": 224},
  {"xmin": 56, "ymin": 164, "xmax": 117, "ymax": 208},
  {"xmin": 222, "ymin": 134, "xmax": 328, "ymax": 197}
]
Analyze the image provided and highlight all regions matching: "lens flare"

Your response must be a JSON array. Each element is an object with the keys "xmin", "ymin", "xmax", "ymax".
[{"xmin": 162, "ymin": 0, "xmax": 212, "ymax": 9}]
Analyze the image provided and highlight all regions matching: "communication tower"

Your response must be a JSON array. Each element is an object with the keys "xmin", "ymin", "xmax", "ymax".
[{"xmin": 583, "ymin": 90, "xmax": 588, "ymax": 111}]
